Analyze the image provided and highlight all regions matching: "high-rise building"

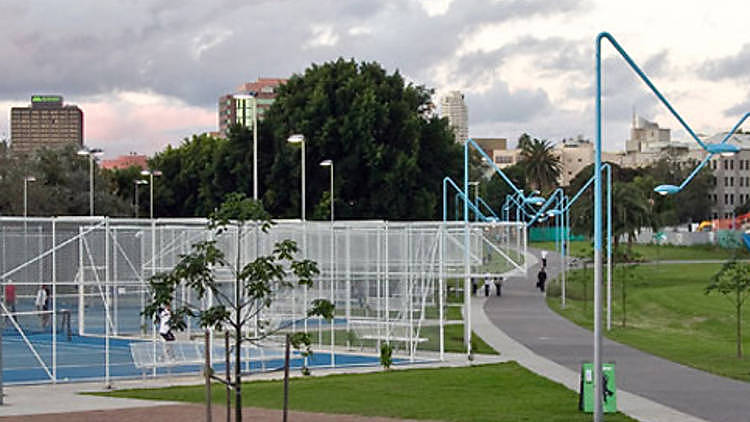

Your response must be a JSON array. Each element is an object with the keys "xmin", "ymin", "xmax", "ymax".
[
  {"xmin": 10, "ymin": 95, "xmax": 83, "ymax": 155},
  {"xmin": 440, "ymin": 91, "xmax": 468, "ymax": 143},
  {"xmin": 218, "ymin": 78, "xmax": 287, "ymax": 137}
]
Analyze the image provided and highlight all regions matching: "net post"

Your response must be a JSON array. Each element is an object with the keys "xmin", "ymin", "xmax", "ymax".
[
  {"xmin": 104, "ymin": 217, "xmax": 111, "ymax": 388},
  {"xmin": 52, "ymin": 218, "xmax": 57, "ymax": 383}
]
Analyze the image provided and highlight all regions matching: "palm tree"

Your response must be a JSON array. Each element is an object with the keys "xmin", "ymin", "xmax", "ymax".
[{"xmin": 518, "ymin": 137, "xmax": 561, "ymax": 192}]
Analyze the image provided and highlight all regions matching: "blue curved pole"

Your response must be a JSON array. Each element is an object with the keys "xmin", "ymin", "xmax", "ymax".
[
  {"xmin": 595, "ymin": 32, "xmax": 606, "ymax": 421},
  {"xmin": 476, "ymin": 196, "xmax": 499, "ymax": 221},
  {"xmin": 443, "ymin": 177, "xmax": 489, "ymax": 222},
  {"xmin": 656, "ymin": 112, "xmax": 750, "ymax": 195}
]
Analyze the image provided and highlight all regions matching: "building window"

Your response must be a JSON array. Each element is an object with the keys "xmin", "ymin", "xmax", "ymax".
[
  {"xmin": 725, "ymin": 177, "xmax": 729, "ymax": 187},
  {"xmin": 742, "ymin": 160, "xmax": 745, "ymax": 170},
  {"xmin": 731, "ymin": 160, "xmax": 735, "ymax": 170},
  {"xmin": 724, "ymin": 160, "xmax": 729, "ymax": 170},
  {"xmin": 731, "ymin": 177, "xmax": 735, "ymax": 187},
  {"xmin": 731, "ymin": 194, "xmax": 735, "ymax": 205},
  {"xmin": 714, "ymin": 194, "xmax": 718, "ymax": 203}
]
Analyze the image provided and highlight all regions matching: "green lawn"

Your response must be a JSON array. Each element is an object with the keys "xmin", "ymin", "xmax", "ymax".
[
  {"xmin": 533, "ymin": 241, "xmax": 749, "ymax": 261},
  {"xmin": 311, "ymin": 322, "xmax": 498, "ymax": 355},
  {"xmin": 95, "ymin": 363, "xmax": 635, "ymax": 422},
  {"xmin": 546, "ymin": 263, "xmax": 750, "ymax": 381}
]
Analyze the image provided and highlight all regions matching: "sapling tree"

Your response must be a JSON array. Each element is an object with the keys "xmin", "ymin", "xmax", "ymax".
[
  {"xmin": 706, "ymin": 260, "xmax": 750, "ymax": 358},
  {"xmin": 144, "ymin": 192, "xmax": 335, "ymax": 422}
]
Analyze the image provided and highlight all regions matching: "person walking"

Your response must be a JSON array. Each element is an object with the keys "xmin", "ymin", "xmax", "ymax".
[
  {"xmin": 536, "ymin": 268, "xmax": 547, "ymax": 293},
  {"xmin": 493, "ymin": 277, "xmax": 502, "ymax": 297},
  {"xmin": 483, "ymin": 276, "xmax": 492, "ymax": 297},
  {"xmin": 541, "ymin": 250, "xmax": 548, "ymax": 268}
]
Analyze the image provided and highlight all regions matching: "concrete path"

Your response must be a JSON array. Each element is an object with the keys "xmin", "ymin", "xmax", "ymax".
[{"xmin": 476, "ymin": 249, "xmax": 750, "ymax": 422}]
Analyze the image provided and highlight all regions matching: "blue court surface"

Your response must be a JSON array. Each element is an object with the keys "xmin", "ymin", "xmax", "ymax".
[{"xmin": 2, "ymin": 331, "xmax": 413, "ymax": 384}]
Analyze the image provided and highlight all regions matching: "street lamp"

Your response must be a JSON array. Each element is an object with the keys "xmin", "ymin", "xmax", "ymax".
[
  {"xmin": 140, "ymin": 169, "xmax": 162, "ymax": 219},
  {"xmin": 23, "ymin": 176, "xmax": 36, "ymax": 218},
  {"xmin": 77, "ymin": 147, "xmax": 103, "ymax": 216},
  {"xmin": 287, "ymin": 134, "xmax": 306, "ymax": 221},
  {"xmin": 134, "ymin": 179, "xmax": 148, "ymax": 218},
  {"xmin": 320, "ymin": 160, "xmax": 333, "ymax": 221}
]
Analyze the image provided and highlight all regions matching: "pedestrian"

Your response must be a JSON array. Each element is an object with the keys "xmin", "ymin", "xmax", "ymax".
[
  {"xmin": 471, "ymin": 278, "xmax": 478, "ymax": 296},
  {"xmin": 541, "ymin": 250, "xmax": 548, "ymax": 268},
  {"xmin": 159, "ymin": 304, "xmax": 176, "ymax": 342},
  {"xmin": 536, "ymin": 268, "xmax": 547, "ymax": 293},
  {"xmin": 483, "ymin": 276, "xmax": 491, "ymax": 297},
  {"xmin": 494, "ymin": 277, "xmax": 502, "ymax": 297},
  {"xmin": 4, "ymin": 279, "xmax": 16, "ymax": 315}
]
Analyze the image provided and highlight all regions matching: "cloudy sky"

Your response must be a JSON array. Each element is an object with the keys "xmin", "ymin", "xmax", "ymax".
[{"xmin": 1, "ymin": 0, "xmax": 749, "ymax": 157}]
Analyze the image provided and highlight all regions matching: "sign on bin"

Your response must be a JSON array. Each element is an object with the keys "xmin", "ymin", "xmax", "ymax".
[{"xmin": 579, "ymin": 362, "xmax": 617, "ymax": 413}]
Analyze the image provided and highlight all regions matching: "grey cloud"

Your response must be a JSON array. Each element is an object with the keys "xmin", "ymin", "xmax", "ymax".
[
  {"xmin": 700, "ymin": 43, "xmax": 750, "ymax": 81},
  {"xmin": 0, "ymin": 0, "xmax": 586, "ymax": 107},
  {"xmin": 467, "ymin": 81, "xmax": 551, "ymax": 124},
  {"xmin": 725, "ymin": 97, "xmax": 750, "ymax": 118}
]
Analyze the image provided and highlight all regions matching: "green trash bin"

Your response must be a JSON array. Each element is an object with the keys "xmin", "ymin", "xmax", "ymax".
[{"xmin": 579, "ymin": 362, "xmax": 617, "ymax": 413}]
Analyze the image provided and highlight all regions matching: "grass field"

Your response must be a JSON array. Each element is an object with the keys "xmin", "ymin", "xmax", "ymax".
[
  {"xmin": 96, "ymin": 363, "xmax": 635, "ymax": 422},
  {"xmin": 533, "ymin": 241, "xmax": 750, "ymax": 261},
  {"xmin": 312, "ymin": 322, "xmax": 498, "ymax": 356},
  {"xmin": 546, "ymin": 263, "xmax": 750, "ymax": 381}
]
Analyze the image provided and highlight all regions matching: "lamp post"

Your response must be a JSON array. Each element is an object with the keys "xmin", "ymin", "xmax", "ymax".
[
  {"xmin": 320, "ymin": 160, "xmax": 333, "ymax": 221},
  {"xmin": 287, "ymin": 135, "xmax": 306, "ymax": 221},
  {"xmin": 134, "ymin": 179, "xmax": 148, "ymax": 218},
  {"xmin": 140, "ymin": 169, "xmax": 162, "ymax": 219},
  {"xmin": 77, "ymin": 147, "xmax": 103, "ymax": 216},
  {"xmin": 23, "ymin": 176, "xmax": 36, "ymax": 218}
]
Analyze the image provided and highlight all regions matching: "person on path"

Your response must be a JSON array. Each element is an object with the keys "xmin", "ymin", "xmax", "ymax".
[
  {"xmin": 483, "ymin": 276, "xmax": 492, "ymax": 297},
  {"xmin": 541, "ymin": 250, "xmax": 548, "ymax": 268},
  {"xmin": 536, "ymin": 268, "xmax": 547, "ymax": 292},
  {"xmin": 494, "ymin": 277, "xmax": 502, "ymax": 297}
]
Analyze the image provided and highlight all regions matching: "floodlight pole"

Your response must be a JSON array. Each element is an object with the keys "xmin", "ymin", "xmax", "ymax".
[
  {"xmin": 594, "ymin": 32, "xmax": 606, "ymax": 422},
  {"xmin": 252, "ymin": 95, "xmax": 259, "ymax": 201}
]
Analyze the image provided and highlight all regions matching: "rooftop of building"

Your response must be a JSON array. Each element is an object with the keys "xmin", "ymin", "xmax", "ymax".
[{"xmin": 100, "ymin": 153, "xmax": 148, "ymax": 170}]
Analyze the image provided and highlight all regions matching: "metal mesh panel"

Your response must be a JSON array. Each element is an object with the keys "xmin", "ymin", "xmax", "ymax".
[{"xmin": 0, "ymin": 217, "xmax": 527, "ymax": 384}]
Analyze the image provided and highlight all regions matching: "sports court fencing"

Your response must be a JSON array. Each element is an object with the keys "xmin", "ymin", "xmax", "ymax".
[{"xmin": 0, "ymin": 217, "xmax": 527, "ymax": 385}]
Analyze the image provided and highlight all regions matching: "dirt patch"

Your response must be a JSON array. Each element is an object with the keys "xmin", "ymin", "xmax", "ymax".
[{"xmin": 0, "ymin": 404, "xmax": 432, "ymax": 422}]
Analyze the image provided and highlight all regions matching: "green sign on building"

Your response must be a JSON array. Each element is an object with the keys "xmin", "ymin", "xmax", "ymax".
[
  {"xmin": 579, "ymin": 363, "xmax": 617, "ymax": 413},
  {"xmin": 31, "ymin": 95, "xmax": 62, "ymax": 103}
]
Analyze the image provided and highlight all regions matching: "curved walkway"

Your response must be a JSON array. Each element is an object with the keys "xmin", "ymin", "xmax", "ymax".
[{"xmin": 475, "ymin": 249, "xmax": 750, "ymax": 422}]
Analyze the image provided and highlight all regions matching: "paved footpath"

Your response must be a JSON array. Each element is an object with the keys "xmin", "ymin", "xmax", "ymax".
[{"xmin": 476, "ymin": 249, "xmax": 750, "ymax": 422}]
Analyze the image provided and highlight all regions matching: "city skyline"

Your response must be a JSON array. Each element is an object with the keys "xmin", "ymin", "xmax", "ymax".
[{"xmin": 0, "ymin": 1, "xmax": 748, "ymax": 157}]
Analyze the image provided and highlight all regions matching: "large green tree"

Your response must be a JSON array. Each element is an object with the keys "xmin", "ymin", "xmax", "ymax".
[
  {"xmin": 518, "ymin": 136, "xmax": 560, "ymax": 193},
  {"xmin": 260, "ymin": 58, "xmax": 462, "ymax": 220},
  {"xmin": 0, "ymin": 143, "xmax": 130, "ymax": 216}
]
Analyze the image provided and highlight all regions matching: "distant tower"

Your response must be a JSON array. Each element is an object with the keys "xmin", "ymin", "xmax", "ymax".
[{"xmin": 440, "ymin": 91, "xmax": 469, "ymax": 143}]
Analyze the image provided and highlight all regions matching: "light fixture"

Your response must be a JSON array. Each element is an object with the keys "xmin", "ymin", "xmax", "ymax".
[
  {"xmin": 287, "ymin": 134, "xmax": 304, "ymax": 144},
  {"xmin": 705, "ymin": 143, "xmax": 740, "ymax": 157},
  {"xmin": 319, "ymin": 159, "xmax": 332, "ymax": 167},
  {"xmin": 653, "ymin": 184, "xmax": 680, "ymax": 196}
]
